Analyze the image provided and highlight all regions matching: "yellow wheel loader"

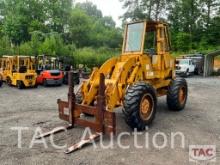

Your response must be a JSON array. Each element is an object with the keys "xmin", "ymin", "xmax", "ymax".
[
  {"xmin": 0, "ymin": 56, "xmax": 37, "ymax": 89},
  {"xmin": 78, "ymin": 21, "xmax": 188, "ymax": 130},
  {"xmin": 38, "ymin": 21, "xmax": 188, "ymax": 153}
]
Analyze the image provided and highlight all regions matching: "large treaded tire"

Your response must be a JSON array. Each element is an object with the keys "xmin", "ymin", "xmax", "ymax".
[
  {"xmin": 123, "ymin": 82, "xmax": 157, "ymax": 131},
  {"xmin": 167, "ymin": 78, "xmax": 188, "ymax": 111}
]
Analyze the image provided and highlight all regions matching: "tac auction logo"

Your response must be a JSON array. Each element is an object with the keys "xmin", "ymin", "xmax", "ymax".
[{"xmin": 189, "ymin": 145, "xmax": 216, "ymax": 163}]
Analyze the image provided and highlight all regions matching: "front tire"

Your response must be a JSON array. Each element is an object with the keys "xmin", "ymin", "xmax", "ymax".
[
  {"xmin": 123, "ymin": 82, "xmax": 157, "ymax": 131},
  {"xmin": 167, "ymin": 78, "xmax": 188, "ymax": 111}
]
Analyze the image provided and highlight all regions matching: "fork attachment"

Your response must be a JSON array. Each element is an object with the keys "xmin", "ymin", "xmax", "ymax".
[
  {"xmin": 37, "ymin": 72, "xmax": 116, "ymax": 153},
  {"xmin": 58, "ymin": 72, "xmax": 116, "ymax": 135}
]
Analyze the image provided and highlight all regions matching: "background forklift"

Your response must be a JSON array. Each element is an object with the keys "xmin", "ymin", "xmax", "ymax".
[
  {"xmin": 58, "ymin": 56, "xmax": 80, "ymax": 85},
  {"xmin": 36, "ymin": 55, "xmax": 64, "ymax": 86},
  {"xmin": 0, "ymin": 56, "xmax": 37, "ymax": 89},
  {"xmin": 0, "ymin": 57, "xmax": 7, "ymax": 87}
]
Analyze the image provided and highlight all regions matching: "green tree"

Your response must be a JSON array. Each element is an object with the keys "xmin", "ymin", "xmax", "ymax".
[
  {"xmin": 75, "ymin": 1, "xmax": 103, "ymax": 19},
  {"xmin": 39, "ymin": 33, "xmax": 61, "ymax": 56},
  {"xmin": 120, "ymin": 0, "xmax": 171, "ymax": 21},
  {"xmin": 19, "ymin": 42, "xmax": 33, "ymax": 55},
  {"xmin": 0, "ymin": 0, "xmax": 122, "ymax": 58},
  {"xmin": 0, "ymin": 36, "xmax": 13, "ymax": 55},
  {"xmin": 175, "ymin": 32, "xmax": 191, "ymax": 51},
  {"xmin": 2, "ymin": 0, "xmax": 46, "ymax": 44},
  {"xmin": 68, "ymin": 8, "xmax": 91, "ymax": 47},
  {"xmin": 30, "ymin": 31, "xmax": 45, "ymax": 56},
  {"xmin": 200, "ymin": 0, "xmax": 220, "ymax": 28},
  {"xmin": 44, "ymin": 0, "xmax": 72, "ymax": 33}
]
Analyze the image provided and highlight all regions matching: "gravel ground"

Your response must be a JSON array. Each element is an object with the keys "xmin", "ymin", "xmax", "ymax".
[{"xmin": 0, "ymin": 77, "xmax": 220, "ymax": 165}]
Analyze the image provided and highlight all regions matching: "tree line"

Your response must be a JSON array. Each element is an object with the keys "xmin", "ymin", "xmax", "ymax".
[
  {"xmin": 120, "ymin": 0, "xmax": 220, "ymax": 53},
  {"xmin": 0, "ymin": 0, "xmax": 122, "ymax": 62},
  {"xmin": 0, "ymin": 0, "xmax": 220, "ymax": 65}
]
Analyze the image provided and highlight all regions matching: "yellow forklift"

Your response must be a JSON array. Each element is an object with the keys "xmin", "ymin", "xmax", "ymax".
[
  {"xmin": 0, "ymin": 57, "xmax": 7, "ymax": 87},
  {"xmin": 36, "ymin": 55, "xmax": 64, "ymax": 86},
  {"xmin": 0, "ymin": 74, "xmax": 2, "ymax": 87},
  {"xmin": 0, "ymin": 56, "xmax": 37, "ymax": 89}
]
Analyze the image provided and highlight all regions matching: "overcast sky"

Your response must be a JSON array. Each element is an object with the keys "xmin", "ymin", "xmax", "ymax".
[{"xmin": 74, "ymin": 0, "xmax": 125, "ymax": 27}]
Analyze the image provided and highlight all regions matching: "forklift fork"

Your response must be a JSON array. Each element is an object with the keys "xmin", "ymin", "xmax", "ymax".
[{"xmin": 36, "ymin": 71, "xmax": 116, "ymax": 154}]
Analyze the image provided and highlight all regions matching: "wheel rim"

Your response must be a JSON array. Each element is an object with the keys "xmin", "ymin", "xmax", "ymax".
[
  {"xmin": 139, "ymin": 94, "xmax": 154, "ymax": 121},
  {"xmin": 179, "ymin": 86, "xmax": 186, "ymax": 105}
]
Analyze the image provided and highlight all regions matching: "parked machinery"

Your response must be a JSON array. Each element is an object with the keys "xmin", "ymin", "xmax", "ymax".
[
  {"xmin": 0, "ymin": 56, "xmax": 37, "ymax": 89},
  {"xmin": 77, "ymin": 21, "xmax": 188, "ymax": 130},
  {"xmin": 175, "ymin": 58, "xmax": 196, "ymax": 77},
  {"xmin": 176, "ymin": 54, "xmax": 205, "ymax": 76},
  {"xmin": 0, "ymin": 56, "xmax": 10, "ymax": 82},
  {"xmin": 0, "ymin": 57, "xmax": 6, "ymax": 87},
  {"xmin": 63, "ymin": 67, "xmax": 80, "ymax": 85},
  {"xmin": 36, "ymin": 55, "xmax": 64, "ymax": 86},
  {"xmin": 58, "ymin": 56, "xmax": 80, "ymax": 85},
  {"xmin": 186, "ymin": 54, "xmax": 205, "ymax": 75},
  {"xmin": 37, "ymin": 21, "xmax": 188, "ymax": 154}
]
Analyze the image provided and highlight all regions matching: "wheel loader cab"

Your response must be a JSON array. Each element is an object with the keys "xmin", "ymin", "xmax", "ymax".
[
  {"xmin": 123, "ymin": 21, "xmax": 171, "ymax": 54},
  {"xmin": 121, "ymin": 21, "xmax": 173, "ymax": 75},
  {"xmin": 122, "ymin": 22, "xmax": 145, "ymax": 54}
]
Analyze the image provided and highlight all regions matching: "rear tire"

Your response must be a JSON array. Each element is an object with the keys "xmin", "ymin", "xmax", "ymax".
[
  {"xmin": 123, "ymin": 82, "xmax": 157, "ymax": 131},
  {"xmin": 0, "ymin": 80, "xmax": 2, "ymax": 87},
  {"xmin": 17, "ymin": 81, "xmax": 24, "ymax": 89},
  {"xmin": 167, "ymin": 78, "xmax": 188, "ymax": 111}
]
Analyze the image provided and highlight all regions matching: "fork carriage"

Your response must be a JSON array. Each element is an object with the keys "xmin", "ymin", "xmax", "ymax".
[
  {"xmin": 37, "ymin": 72, "xmax": 116, "ymax": 154},
  {"xmin": 58, "ymin": 71, "xmax": 116, "ymax": 135}
]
